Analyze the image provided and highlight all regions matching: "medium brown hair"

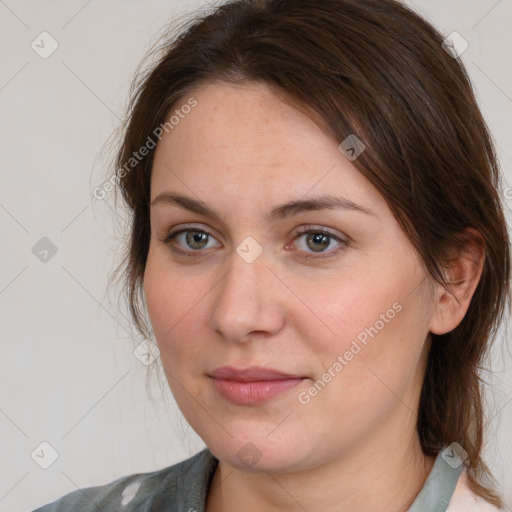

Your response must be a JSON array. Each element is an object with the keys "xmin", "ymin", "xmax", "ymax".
[{"xmin": 109, "ymin": 0, "xmax": 511, "ymax": 505}]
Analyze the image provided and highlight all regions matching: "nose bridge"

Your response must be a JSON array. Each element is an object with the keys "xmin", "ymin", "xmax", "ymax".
[{"xmin": 209, "ymin": 245, "xmax": 283, "ymax": 341}]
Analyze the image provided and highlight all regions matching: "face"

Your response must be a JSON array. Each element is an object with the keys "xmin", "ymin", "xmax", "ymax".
[{"xmin": 144, "ymin": 80, "xmax": 436, "ymax": 473}]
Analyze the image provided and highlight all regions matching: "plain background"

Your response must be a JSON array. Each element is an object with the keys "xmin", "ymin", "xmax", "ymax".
[{"xmin": 1, "ymin": 1, "xmax": 511, "ymax": 511}]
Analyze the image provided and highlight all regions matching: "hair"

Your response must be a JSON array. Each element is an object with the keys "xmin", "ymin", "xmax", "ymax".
[{"xmin": 107, "ymin": 0, "xmax": 511, "ymax": 505}]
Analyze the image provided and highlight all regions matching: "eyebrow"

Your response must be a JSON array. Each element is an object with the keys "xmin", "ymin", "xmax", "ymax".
[{"xmin": 150, "ymin": 192, "xmax": 378, "ymax": 222}]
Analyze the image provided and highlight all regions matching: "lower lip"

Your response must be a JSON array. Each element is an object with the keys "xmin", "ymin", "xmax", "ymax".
[{"xmin": 211, "ymin": 378, "xmax": 305, "ymax": 405}]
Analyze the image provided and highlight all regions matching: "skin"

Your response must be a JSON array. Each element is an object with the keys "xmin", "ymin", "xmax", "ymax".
[{"xmin": 143, "ymin": 80, "xmax": 485, "ymax": 512}]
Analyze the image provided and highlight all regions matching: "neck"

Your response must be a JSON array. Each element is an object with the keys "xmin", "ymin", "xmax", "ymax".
[{"xmin": 205, "ymin": 433, "xmax": 435, "ymax": 512}]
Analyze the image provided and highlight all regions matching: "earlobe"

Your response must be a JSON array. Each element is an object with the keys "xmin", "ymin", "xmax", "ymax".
[{"xmin": 429, "ymin": 228, "xmax": 485, "ymax": 335}]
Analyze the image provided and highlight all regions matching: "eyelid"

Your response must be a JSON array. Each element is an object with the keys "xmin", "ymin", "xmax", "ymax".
[
  {"xmin": 293, "ymin": 224, "xmax": 346, "ymax": 240},
  {"xmin": 163, "ymin": 223, "xmax": 220, "ymax": 242}
]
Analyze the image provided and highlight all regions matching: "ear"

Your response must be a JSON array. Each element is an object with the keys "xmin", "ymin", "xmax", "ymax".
[{"xmin": 429, "ymin": 228, "xmax": 485, "ymax": 335}]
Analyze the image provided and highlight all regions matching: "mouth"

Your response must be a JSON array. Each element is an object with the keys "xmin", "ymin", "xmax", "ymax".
[{"xmin": 208, "ymin": 366, "xmax": 306, "ymax": 405}]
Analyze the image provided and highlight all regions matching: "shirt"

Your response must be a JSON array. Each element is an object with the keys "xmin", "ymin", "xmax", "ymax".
[{"xmin": 31, "ymin": 447, "xmax": 505, "ymax": 512}]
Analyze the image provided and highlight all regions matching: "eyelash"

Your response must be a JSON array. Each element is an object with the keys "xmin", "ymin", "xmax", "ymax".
[{"xmin": 161, "ymin": 225, "xmax": 347, "ymax": 260}]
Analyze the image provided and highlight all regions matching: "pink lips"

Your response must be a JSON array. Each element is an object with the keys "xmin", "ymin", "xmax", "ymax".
[{"xmin": 208, "ymin": 366, "xmax": 305, "ymax": 405}]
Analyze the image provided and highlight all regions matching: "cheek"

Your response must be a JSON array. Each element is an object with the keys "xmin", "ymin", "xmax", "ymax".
[
  {"xmin": 143, "ymin": 247, "xmax": 208, "ymax": 367},
  {"xmin": 295, "ymin": 287, "xmax": 430, "ymax": 447},
  {"xmin": 300, "ymin": 262, "xmax": 431, "ymax": 391},
  {"xmin": 294, "ymin": 269, "xmax": 402, "ymax": 354}
]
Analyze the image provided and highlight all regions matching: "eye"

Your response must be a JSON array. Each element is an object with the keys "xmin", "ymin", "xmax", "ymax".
[
  {"xmin": 291, "ymin": 226, "xmax": 346, "ymax": 258},
  {"xmin": 162, "ymin": 226, "xmax": 221, "ymax": 255}
]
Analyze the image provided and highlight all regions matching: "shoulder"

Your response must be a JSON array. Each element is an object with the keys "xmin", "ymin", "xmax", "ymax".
[
  {"xmin": 31, "ymin": 449, "xmax": 211, "ymax": 512},
  {"xmin": 447, "ymin": 472, "xmax": 506, "ymax": 512}
]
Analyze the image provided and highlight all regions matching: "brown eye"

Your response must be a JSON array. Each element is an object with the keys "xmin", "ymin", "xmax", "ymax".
[
  {"xmin": 305, "ymin": 232, "xmax": 332, "ymax": 252},
  {"xmin": 184, "ymin": 231, "xmax": 209, "ymax": 250},
  {"xmin": 163, "ymin": 228, "xmax": 221, "ymax": 253},
  {"xmin": 293, "ymin": 227, "xmax": 347, "ymax": 258}
]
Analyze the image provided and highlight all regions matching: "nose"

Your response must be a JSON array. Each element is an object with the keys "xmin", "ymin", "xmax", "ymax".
[{"xmin": 209, "ymin": 247, "xmax": 285, "ymax": 343}]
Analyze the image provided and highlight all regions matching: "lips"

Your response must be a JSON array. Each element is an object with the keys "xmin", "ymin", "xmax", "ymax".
[
  {"xmin": 208, "ymin": 366, "xmax": 305, "ymax": 405},
  {"xmin": 208, "ymin": 366, "xmax": 300, "ymax": 381}
]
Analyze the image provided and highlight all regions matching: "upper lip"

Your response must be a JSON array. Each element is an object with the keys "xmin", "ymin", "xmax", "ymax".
[{"xmin": 208, "ymin": 366, "xmax": 302, "ymax": 382}]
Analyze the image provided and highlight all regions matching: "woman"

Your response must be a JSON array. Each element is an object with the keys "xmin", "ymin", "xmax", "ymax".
[{"xmin": 34, "ymin": 0, "xmax": 511, "ymax": 510}]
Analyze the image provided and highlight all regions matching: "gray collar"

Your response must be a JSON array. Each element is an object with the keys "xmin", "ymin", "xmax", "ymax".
[{"xmin": 408, "ymin": 447, "xmax": 464, "ymax": 512}]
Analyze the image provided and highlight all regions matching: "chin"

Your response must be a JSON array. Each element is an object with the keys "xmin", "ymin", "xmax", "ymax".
[{"xmin": 204, "ymin": 432, "xmax": 311, "ymax": 473}]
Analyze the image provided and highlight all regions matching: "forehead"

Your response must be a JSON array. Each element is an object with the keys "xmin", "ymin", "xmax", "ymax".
[
  {"xmin": 157, "ymin": 81, "xmax": 330, "ymax": 167},
  {"xmin": 150, "ymin": 81, "xmax": 386, "ymax": 214}
]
